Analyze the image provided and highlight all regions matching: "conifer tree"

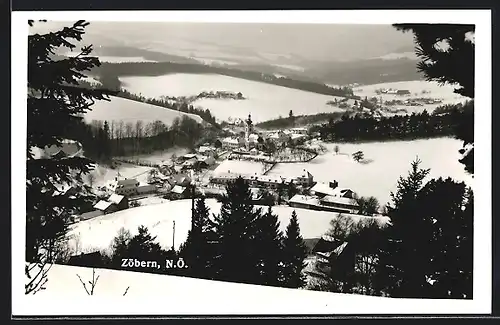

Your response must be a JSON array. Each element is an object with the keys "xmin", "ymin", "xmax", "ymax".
[
  {"xmin": 282, "ymin": 210, "xmax": 308, "ymax": 288},
  {"xmin": 416, "ymin": 178, "xmax": 473, "ymax": 298},
  {"xmin": 213, "ymin": 177, "xmax": 262, "ymax": 284},
  {"xmin": 181, "ymin": 198, "xmax": 217, "ymax": 279},
  {"xmin": 254, "ymin": 207, "xmax": 284, "ymax": 286},
  {"xmin": 394, "ymin": 24, "xmax": 474, "ymax": 174},
  {"xmin": 26, "ymin": 20, "xmax": 113, "ymax": 271},
  {"xmin": 375, "ymin": 158, "xmax": 431, "ymax": 297},
  {"xmin": 126, "ymin": 226, "xmax": 165, "ymax": 272}
]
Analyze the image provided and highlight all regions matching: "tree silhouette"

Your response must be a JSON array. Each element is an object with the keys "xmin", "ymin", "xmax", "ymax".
[
  {"xmin": 26, "ymin": 20, "xmax": 113, "ymax": 292},
  {"xmin": 394, "ymin": 24, "xmax": 474, "ymax": 174},
  {"xmin": 213, "ymin": 177, "xmax": 262, "ymax": 284},
  {"xmin": 282, "ymin": 210, "xmax": 308, "ymax": 288},
  {"xmin": 254, "ymin": 207, "xmax": 284, "ymax": 287},
  {"xmin": 352, "ymin": 151, "xmax": 365, "ymax": 162},
  {"xmin": 180, "ymin": 198, "xmax": 217, "ymax": 279}
]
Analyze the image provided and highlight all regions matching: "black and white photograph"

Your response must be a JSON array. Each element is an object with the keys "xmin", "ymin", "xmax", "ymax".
[{"xmin": 12, "ymin": 10, "xmax": 491, "ymax": 316}]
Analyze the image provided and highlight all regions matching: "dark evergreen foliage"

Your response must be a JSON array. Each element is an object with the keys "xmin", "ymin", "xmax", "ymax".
[
  {"xmin": 375, "ymin": 159, "xmax": 473, "ymax": 298},
  {"xmin": 212, "ymin": 177, "xmax": 263, "ymax": 284},
  {"xmin": 282, "ymin": 210, "xmax": 308, "ymax": 288},
  {"xmin": 318, "ymin": 107, "xmax": 471, "ymax": 143},
  {"xmin": 27, "ymin": 20, "xmax": 114, "ymax": 263},
  {"xmin": 180, "ymin": 198, "xmax": 218, "ymax": 279},
  {"xmin": 393, "ymin": 24, "xmax": 474, "ymax": 174}
]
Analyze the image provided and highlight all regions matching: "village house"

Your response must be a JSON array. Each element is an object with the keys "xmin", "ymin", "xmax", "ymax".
[
  {"xmin": 293, "ymin": 169, "xmax": 314, "ymax": 187},
  {"xmin": 269, "ymin": 130, "xmax": 291, "ymax": 146},
  {"xmin": 221, "ymin": 136, "xmax": 245, "ymax": 150},
  {"xmin": 396, "ymin": 89, "xmax": 411, "ymax": 96},
  {"xmin": 137, "ymin": 183, "xmax": 158, "ymax": 195},
  {"xmin": 108, "ymin": 193, "xmax": 129, "ymax": 211},
  {"xmin": 94, "ymin": 200, "xmax": 118, "ymax": 214},
  {"xmin": 170, "ymin": 185, "xmax": 189, "ymax": 199},
  {"xmin": 290, "ymin": 127, "xmax": 309, "ymax": 135},
  {"xmin": 210, "ymin": 172, "xmax": 290, "ymax": 190},
  {"xmin": 308, "ymin": 181, "xmax": 359, "ymax": 213},
  {"xmin": 114, "ymin": 178, "xmax": 140, "ymax": 196},
  {"xmin": 113, "ymin": 178, "xmax": 157, "ymax": 196},
  {"xmin": 166, "ymin": 173, "xmax": 192, "ymax": 187}
]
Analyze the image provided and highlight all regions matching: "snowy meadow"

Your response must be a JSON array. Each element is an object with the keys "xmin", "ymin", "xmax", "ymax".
[{"xmin": 120, "ymin": 73, "xmax": 345, "ymax": 122}]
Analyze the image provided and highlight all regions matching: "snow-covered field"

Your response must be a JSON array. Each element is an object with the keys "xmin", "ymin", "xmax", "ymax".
[
  {"xmin": 67, "ymin": 199, "xmax": 389, "ymax": 254},
  {"xmin": 119, "ymin": 73, "xmax": 344, "ymax": 122},
  {"xmin": 267, "ymin": 137, "xmax": 473, "ymax": 206},
  {"xmin": 353, "ymin": 80, "xmax": 467, "ymax": 113},
  {"xmin": 84, "ymin": 96, "xmax": 204, "ymax": 126},
  {"xmin": 213, "ymin": 159, "xmax": 269, "ymax": 176},
  {"xmin": 21, "ymin": 264, "xmax": 388, "ymax": 314}
]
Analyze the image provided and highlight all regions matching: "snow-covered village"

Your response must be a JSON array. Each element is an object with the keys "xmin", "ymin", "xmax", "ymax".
[{"xmin": 19, "ymin": 17, "xmax": 482, "ymax": 314}]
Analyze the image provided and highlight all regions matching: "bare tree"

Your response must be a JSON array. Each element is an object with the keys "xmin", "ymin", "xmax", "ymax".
[
  {"xmin": 125, "ymin": 122, "xmax": 134, "ymax": 139},
  {"xmin": 25, "ymin": 260, "xmax": 52, "ymax": 295},
  {"xmin": 76, "ymin": 268, "xmax": 100, "ymax": 295}
]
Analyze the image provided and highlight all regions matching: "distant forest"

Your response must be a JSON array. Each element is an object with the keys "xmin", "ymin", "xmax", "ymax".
[
  {"xmin": 64, "ymin": 114, "xmax": 223, "ymax": 162},
  {"xmin": 90, "ymin": 61, "xmax": 356, "ymax": 98},
  {"xmin": 255, "ymin": 111, "xmax": 347, "ymax": 130},
  {"xmin": 315, "ymin": 101, "xmax": 473, "ymax": 143}
]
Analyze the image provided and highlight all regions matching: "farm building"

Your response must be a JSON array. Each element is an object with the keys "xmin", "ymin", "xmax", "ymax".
[
  {"xmin": 293, "ymin": 169, "xmax": 314, "ymax": 187},
  {"xmin": 170, "ymin": 185, "xmax": 189, "ymax": 199},
  {"xmin": 310, "ymin": 182, "xmax": 355, "ymax": 199},
  {"xmin": 396, "ymin": 89, "xmax": 411, "ymax": 96},
  {"xmin": 108, "ymin": 194, "xmax": 129, "ymax": 211},
  {"xmin": 114, "ymin": 178, "xmax": 140, "ymax": 196},
  {"xmin": 94, "ymin": 200, "xmax": 118, "ymax": 214},
  {"xmin": 221, "ymin": 136, "xmax": 245, "ymax": 150},
  {"xmin": 288, "ymin": 194, "xmax": 359, "ymax": 214},
  {"xmin": 137, "ymin": 183, "xmax": 158, "ymax": 195}
]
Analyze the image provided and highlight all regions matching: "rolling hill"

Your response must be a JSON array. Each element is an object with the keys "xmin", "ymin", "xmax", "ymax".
[{"xmin": 83, "ymin": 96, "xmax": 204, "ymax": 126}]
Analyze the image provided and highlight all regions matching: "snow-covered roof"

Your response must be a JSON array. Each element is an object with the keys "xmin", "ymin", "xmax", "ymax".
[
  {"xmin": 94, "ymin": 200, "xmax": 113, "ymax": 211},
  {"xmin": 320, "ymin": 195, "xmax": 359, "ymax": 207},
  {"xmin": 289, "ymin": 194, "xmax": 320, "ymax": 206},
  {"xmin": 198, "ymin": 146, "xmax": 215, "ymax": 153},
  {"xmin": 108, "ymin": 194, "xmax": 125, "ymax": 205},
  {"xmin": 171, "ymin": 185, "xmax": 187, "ymax": 194},
  {"xmin": 311, "ymin": 183, "xmax": 354, "ymax": 198},
  {"xmin": 183, "ymin": 153, "xmax": 197, "ymax": 159},
  {"xmin": 222, "ymin": 137, "xmax": 241, "ymax": 144},
  {"xmin": 297, "ymin": 169, "xmax": 313, "ymax": 179}
]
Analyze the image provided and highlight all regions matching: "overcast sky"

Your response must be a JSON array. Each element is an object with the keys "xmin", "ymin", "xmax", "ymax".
[{"xmin": 30, "ymin": 21, "xmax": 416, "ymax": 62}]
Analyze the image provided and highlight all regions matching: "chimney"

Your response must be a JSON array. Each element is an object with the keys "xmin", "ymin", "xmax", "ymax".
[{"xmin": 329, "ymin": 180, "xmax": 338, "ymax": 189}]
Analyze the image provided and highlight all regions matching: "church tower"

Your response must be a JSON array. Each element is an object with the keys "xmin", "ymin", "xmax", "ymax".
[{"xmin": 245, "ymin": 113, "xmax": 253, "ymax": 150}]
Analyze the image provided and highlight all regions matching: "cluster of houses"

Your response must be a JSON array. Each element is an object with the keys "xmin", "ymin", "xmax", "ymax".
[
  {"xmin": 288, "ymin": 181, "xmax": 360, "ymax": 214},
  {"xmin": 220, "ymin": 114, "xmax": 309, "ymax": 152},
  {"xmin": 209, "ymin": 168, "xmax": 314, "ymax": 190},
  {"xmin": 375, "ymin": 88, "xmax": 412, "ymax": 96}
]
